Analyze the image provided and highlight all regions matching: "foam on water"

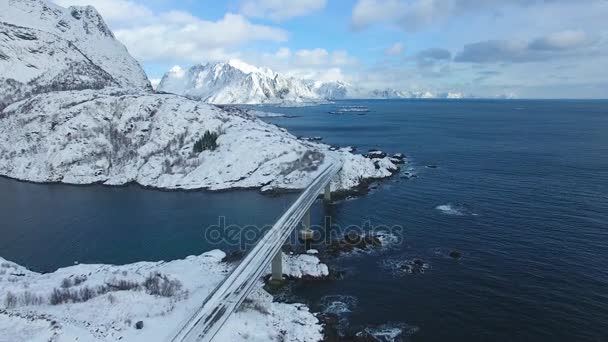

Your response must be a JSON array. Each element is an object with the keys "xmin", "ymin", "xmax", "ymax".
[
  {"xmin": 319, "ymin": 295, "xmax": 359, "ymax": 332},
  {"xmin": 320, "ymin": 295, "xmax": 358, "ymax": 315},
  {"xmin": 435, "ymin": 203, "xmax": 478, "ymax": 216},
  {"xmin": 357, "ymin": 323, "xmax": 420, "ymax": 342},
  {"xmin": 381, "ymin": 258, "xmax": 431, "ymax": 276}
]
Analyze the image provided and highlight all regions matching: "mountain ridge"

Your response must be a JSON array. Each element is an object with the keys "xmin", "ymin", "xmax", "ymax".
[
  {"xmin": 0, "ymin": 0, "xmax": 151, "ymax": 110},
  {"xmin": 157, "ymin": 60, "xmax": 469, "ymax": 104}
]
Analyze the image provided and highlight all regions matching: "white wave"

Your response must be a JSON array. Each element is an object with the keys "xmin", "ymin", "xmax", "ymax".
[
  {"xmin": 435, "ymin": 203, "xmax": 477, "ymax": 216},
  {"xmin": 381, "ymin": 258, "xmax": 431, "ymax": 275},
  {"xmin": 319, "ymin": 295, "xmax": 358, "ymax": 315},
  {"xmin": 358, "ymin": 323, "xmax": 420, "ymax": 341}
]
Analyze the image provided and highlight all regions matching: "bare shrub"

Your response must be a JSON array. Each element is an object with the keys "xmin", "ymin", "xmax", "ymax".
[
  {"xmin": 106, "ymin": 279, "xmax": 140, "ymax": 291},
  {"xmin": 107, "ymin": 294, "xmax": 117, "ymax": 304},
  {"xmin": 4, "ymin": 292, "xmax": 17, "ymax": 308},
  {"xmin": 61, "ymin": 278, "xmax": 73, "ymax": 288},
  {"xmin": 74, "ymin": 275, "xmax": 87, "ymax": 286},
  {"xmin": 143, "ymin": 273, "xmax": 182, "ymax": 297},
  {"xmin": 79, "ymin": 287, "xmax": 96, "ymax": 302},
  {"xmin": 49, "ymin": 288, "xmax": 79, "ymax": 305},
  {"xmin": 239, "ymin": 298, "xmax": 270, "ymax": 315},
  {"xmin": 21, "ymin": 291, "xmax": 45, "ymax": 306}
]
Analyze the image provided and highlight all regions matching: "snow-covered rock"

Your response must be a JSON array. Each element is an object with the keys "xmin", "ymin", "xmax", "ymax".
[
  {"xmin": 0, "ymin": 0, "xmax": 151, "ymax": 109},
  {"xmin": 0, "ymin": 251, "xmax": 324, "ymax": 342},
  {"xmin": 0, "ymin": 88, "xmax": 398, "ymax": 193},
  {"xmin": 276, "ymin": 253, "xmax": 329, "ymax": 279},
  {"xmin": 157, "ymin": 60, "xmax": 322, "ymax": 105}
]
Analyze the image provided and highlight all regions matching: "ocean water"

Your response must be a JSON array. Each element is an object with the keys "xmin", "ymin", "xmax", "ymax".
[{"xmin": 1, "ymin": 99, "xmax": 608, "ymax": 341}]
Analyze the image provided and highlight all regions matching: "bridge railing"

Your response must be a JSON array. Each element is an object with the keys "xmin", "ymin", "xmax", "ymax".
[{"xmin": 171, "ymin": 159, "xmax": 343, "ymax": 342}]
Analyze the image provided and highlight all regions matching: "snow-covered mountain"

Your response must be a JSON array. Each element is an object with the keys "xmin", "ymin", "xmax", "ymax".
[
  {"xmin": 0, "ymin": 88, "xmax": 398, "ymax": 192},
  {"xmin": 0, "ymin": 0, "xmax": 151, "ymax": 109},
  {"xmin": 157, "ymin": 60, "xmax": 471, "ymax": 103},
  {"xmin": 0, "ymin": 0, "xmax": 400, "ymax": 194},
  {"xmin": 157, "ymin": 60, "xmax": 322, "ymax": 105}
]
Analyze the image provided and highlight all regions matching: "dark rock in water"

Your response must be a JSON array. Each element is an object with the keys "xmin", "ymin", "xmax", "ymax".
[
  {"xmin": 298, "ymin": 136, "xmax": 323, "ymax": 142},
  {"xmin": 449, "ymin": 250, "xmax": 462, "ymax": 259},
  {"xmin": 366, "ymin": 149, "xmax": 387, "ymax": 159},
  {"xmin": 363, "ymin": 233, "xmax": 382, "ymax": 248},
  {"xmin": 344, "ymin": 232, "xmax": 360, "ymax": 244},
  {"xmin": 135, "ymin": 321, "xmax": 144, "ymax": 330},
  {"xmin": 390, "ymin": 157, "xmax": 405, "ymax": 165},
  {"xmin": 327, "ymin": 239, "xmax": 355, "ymax": 256},
  {"xmin": 398, "ymin": 259, "xmax": 429, "ymax": 274},
  {"xmin": 426, "ymin": 165, "xmax": 438, "ymax": 169},
  {"xmin": 392, "ymin": 153, "xmax": 406, "ymax": 160},
  {"xmin": 319, "ymin": 313, "xmax": 341, "ymax": 341},
  {"xmin": 328, "ymin": 231, "xmax": 387, "ymax": 256}
]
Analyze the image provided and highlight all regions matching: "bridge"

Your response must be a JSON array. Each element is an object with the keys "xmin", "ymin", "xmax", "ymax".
[{"xmin": 171, "ymin": 160, "xmax": 343, "ymax": 342}]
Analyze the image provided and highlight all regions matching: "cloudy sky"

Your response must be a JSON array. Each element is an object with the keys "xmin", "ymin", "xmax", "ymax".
[{"xmin": 54, "ymin": 0, "xmax": 608, "ymax": 98}]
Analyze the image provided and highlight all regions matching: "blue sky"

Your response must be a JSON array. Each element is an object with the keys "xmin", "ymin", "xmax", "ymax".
[{"xmin": 54, "ymin": 0, "xmax": 608, "ymax": 98}]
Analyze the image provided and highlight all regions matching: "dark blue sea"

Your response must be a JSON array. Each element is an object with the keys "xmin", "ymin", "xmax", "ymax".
[{"xmin": 1, "ymin": 99, "xmax": 607, "ymax": 341}]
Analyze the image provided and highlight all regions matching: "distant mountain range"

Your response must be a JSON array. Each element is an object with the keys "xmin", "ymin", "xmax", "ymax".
[{"xmin": 157, "ymin": 60, "xmax": 467, "ymax": 104}]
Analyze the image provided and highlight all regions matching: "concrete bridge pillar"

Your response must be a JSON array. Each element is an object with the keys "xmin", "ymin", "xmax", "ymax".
[
  {"xmin": 324, "ymin": 184, "xmax": 331, "ymax": 202},
  {"xmin": 299, "ymin": 209, "xmax": 313, "ymax": 250},
  {"xmin": 271, "ymin": 250, "xmax": 283, "ymax": 284}
]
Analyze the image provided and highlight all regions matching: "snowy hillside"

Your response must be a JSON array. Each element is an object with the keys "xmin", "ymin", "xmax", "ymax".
[
  {"xmin": 0, "ymin": 88, "xmax": 398, "ymax": 192},
  {"xmin": 0, "ymin": 251, "xmax": 325, "ymax": 342},
  {"xmin": 157, "ymin": 60, "xmax": 322, "ymax": 105},
  {"xmin": 0, "ymin": 0, "xmax": 151, "ymax": 109}
]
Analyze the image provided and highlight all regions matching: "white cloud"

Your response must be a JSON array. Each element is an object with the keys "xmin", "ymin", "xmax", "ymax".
[
  {"xmin": 293, "ymin": 48, "xmax": 357, "ymax": 67},
  {"xmin": 352, "ymin": 0, "xmax": 452, "ymax": 31},
  {"xmin": 385, "ymin": 42, "xmax": 405, "ymax": 55},
  {"xmin": 251, "ymin": 47, "xmax": 358, "ymax": 82},
  {"xmin": 241, "ymin": 0, "xmax": 327, "ymax": 21},
  {"xmin": 114, "ymin": 12, "xmax": 286, "ymax": 63},
  {"xmin": 529, "ymin": 30, "xmax": 592, "ymax": 51},
  {"xmin": 54, "ymin": 0, "xmax": 287, "ymax": 64},
  {"xmin": 275, "ymin": 47, "xmax": 291, "ymax": 59},
  {"xmin": 455, "ymin": 30, "xmax": 596, "ymax": 63},
  {"xmin": 351, "ymin": 0, "xmax": 606, "ymax": 32}
]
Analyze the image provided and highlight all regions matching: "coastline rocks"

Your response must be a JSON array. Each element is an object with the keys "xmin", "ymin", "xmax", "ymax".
[
  {"xmin": 382, "ymin": 258, "xmax": 430, "ymax": 275},
  {"xmin": 327, "ymin": 232, "xmax": 385, "ymax": 256},
  {"xmin": 299, "ymin": 136, "xmax": 323, "ymax": 142},
  {"xmin": 365, "ymin": 149, "xmax": 387, "ymax": 159},
  {"xmin": 389, "ymin": 153, "xmax": 406, "ymax": 165}
]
